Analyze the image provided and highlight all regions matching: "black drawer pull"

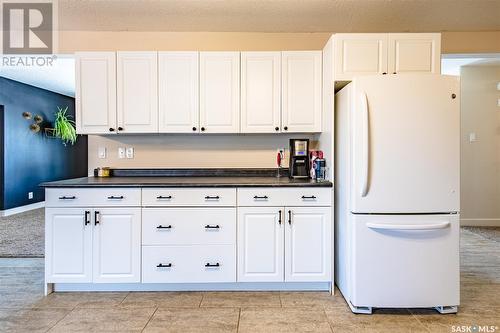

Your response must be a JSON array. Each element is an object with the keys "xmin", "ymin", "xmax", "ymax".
[
  {"xmin": 157, "ymin": 263, "xmax": 172, "ymax": 268},
  {"xmin": 278, "ymin": 210, "xmax": 282, "ymax": 225},
  {"xmin": 205, "ymin": 225, "xmax": 220, "ymax": 229},
  {"xmin": 157, "ymin": 225, "xmax": 172, "ymax": 229},
  {"xmin": 84, "ymin": 211, "xmax": 91, "ymax": 226},
  {"xmin": 253, "ymin": 195, "xmax": 268, "ymax": 200},
  {"xmin": 301, "ymin": 195, "xmax": 317, "ymax": 199},
  {"xmin": 205, "ymin": 263, "xmax": 220, "ymax": 267},
  {"xmin": 157, "ymin": 195, "xmax": 172, "ymax": 200},
  {"xmin": 288, "ymin": 210, "xmax": 292, "ymax": 225},
  {"xmin": 59, "ymin": 196, "xmax": 76, "ymax": 200},
  {"xmin": 108, "ymin": 196, "xmax": 124, "ymax": 200},
  {"xmin": 205, "ymin": 196, "xmax": 220, "ymax": 200},
  {"xmin": 94, "ymin": 211, "xmax": 100, "ymax": 225}
]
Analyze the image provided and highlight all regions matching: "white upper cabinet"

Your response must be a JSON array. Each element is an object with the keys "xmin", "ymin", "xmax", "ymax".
[
  {"xmin": 334, "ymin": 34, "xmax": 389, "ymax": 80},
  {"xmin": 282, "ymin": 51, "xmax": 322, "ymax": 133},
  {"xmin": 388, "ymin": 33, "xmax": 441, "ymax": 74},
  {"xmin": 333, "ymin": 33, "xmax": 441, "ymax": 81},
  {"xmin": 75, "ymin": 52, "xmax": 117, "ymax": 134},
  {"xmin": 241, "ymin": 52, "xmax": 281, "ymax": 133},
  {"xmin": 199, "ymin": 52, "xmax": 240, "ymax": 133},
  {"xmin": 158, "ymin": 52, "xmax": 199, "ymax": 133},
  {"xmin": 117, "ymin": 52, "xmax": 158, "ymax": 133}
]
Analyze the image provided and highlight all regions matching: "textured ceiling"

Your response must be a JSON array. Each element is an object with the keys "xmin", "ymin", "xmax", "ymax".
[{"xmin": 58, "ymin": 0, "xmax": 500, "ymax": 32}]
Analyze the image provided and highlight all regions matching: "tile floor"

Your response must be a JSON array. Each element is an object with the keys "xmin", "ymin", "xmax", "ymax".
[{"xmin": 0, "ymin": 227, "xmax": 498, "ymax": 332}]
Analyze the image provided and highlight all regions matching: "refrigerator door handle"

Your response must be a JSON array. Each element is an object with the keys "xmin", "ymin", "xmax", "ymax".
[
  {"xmin": 366, "ymin": 222, "xmax": 451, "ymax": 231},
  {"xmin": 360, "ymin": 91, "xmax": 370, "ymax": 197}
]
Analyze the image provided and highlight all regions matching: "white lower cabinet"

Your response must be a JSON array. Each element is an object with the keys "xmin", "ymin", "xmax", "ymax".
[
  {"xmin": 237, "ymin": 206, "xmax": 331, "ymax": 282},
  {"xmin": 92, "ymin": 208, "xmax": 141, "ymax": 283},
  {"xmin": 45, "ymin": 207, "xmax": 141, "ymax": 284}
]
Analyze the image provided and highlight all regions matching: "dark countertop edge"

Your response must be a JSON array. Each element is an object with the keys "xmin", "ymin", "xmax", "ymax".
[{"xmin": 41, "ymin": 183, "xmax": 333, "ymax": 188}]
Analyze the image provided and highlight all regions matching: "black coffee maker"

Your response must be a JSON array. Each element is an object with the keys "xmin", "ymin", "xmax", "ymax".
[{"xmin": 289, "ymin": 139, "xmax": 310, "ymax": 178}]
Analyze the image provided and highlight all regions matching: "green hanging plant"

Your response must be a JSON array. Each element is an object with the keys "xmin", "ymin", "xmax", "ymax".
[{"xmin": 54, "ymin": 106, "xmax": 77, "ymax": 146}]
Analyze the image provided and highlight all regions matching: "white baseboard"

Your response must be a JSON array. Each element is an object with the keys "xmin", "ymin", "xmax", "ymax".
[
  {"xmin": 52, "ymin": 282, "xmax": 331, "ymax": 292},
  {"xmin": 0, "ymin": 201, "xmax": 45, "ymax": 217},
  {"xmin": 460, "ymin": 218, "xmax": 500, "ymax": 227}
]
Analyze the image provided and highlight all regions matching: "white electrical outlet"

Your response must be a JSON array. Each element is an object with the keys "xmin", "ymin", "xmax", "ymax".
[
  {"xmin": 118, "ymin": 147, "xmax": 126, "ymax": 159},
  {"xmin": 28, "ymin": 192, "xmax": 33, "ymax": 199},
  {"xmin": 126, "ymin": 147, "xmax": 134, "ymax": 159},
  {"xmin": 469, "ymin": 132, "xmax": 477, "ymax": 143},
  {"xmin": 98, "ymin": 147, "xmax": 107, "ymax": 159}
]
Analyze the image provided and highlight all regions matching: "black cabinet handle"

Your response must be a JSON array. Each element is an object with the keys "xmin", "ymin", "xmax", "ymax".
[
  {"xmin": 156, "ymin": 195, "xmax": 172, "ymax": 200},
  {"xmin": 301, "ymin": 195, "xmax": 317, "ymax": 200},
  {"xmin": 278, "ymin": 210, "xmax": 282, "ymax": 225},
  {"xmin": 205, "ymin": 195, "xmax": 220, "ymax": 200},
  {"xmin": 59, "ymin": 196, "xmax": 76, "ymax": 200},
  {"xmin": 382, "ymin": 72, "xmax": 387, "ymax": 75},
  {"xmin": 283, "ymin": 126, "xmax": 288, "ymax": 131},
  {"xmin": 157, "ymin": 263, "xmax": 172, "ymax": 268},
  {"xmin": 107, "ymin": 195, "xmax": 124, "ymax": 200},
  {"xmin": 205, "ymin": 263, "xmax": 220, "ymax": 267},
  {"xmin": 109, "ymin": 128, "xmax": 115, "ymax": 132},
  {"xmin": 201, "ymin": 127, "xmax": 206, "ymax": 132},
  {"xmin": 192, "ymin": 127, "xmax": 197, "ymax": 131},
  {"xmin": 253, "ymin": 195, "xmax": 268, "ymax": 200},
  {"xmin": 275, "ymin": 127, "xmax": 279, "ymax": 131},
  {"xmin": 117, "ymin": 127, "xmax": 123, "ymax": 131},
  {"xmin": 84, "ymin": 211, "xmax": 90, "ymax": 226},
  {"xmin": 393, "ymin": 72, "xmax": 397, "ymax": 74},
  {"xmin": 156, "ymin": 225, "xmax": 172, "ymax": 229},
  {"xmin": 94, "ymin": 211, "xmax": 100, "ymax": 225},
  {"xmin": 288, "ymin": 210, "xmax": 292, "ymax": 225},
  {"xmin": 205, "ymin": 225, "xmax": 220, "ymax": 229}
]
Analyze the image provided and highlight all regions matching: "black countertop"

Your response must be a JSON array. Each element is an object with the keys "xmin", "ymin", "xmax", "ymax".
[{"xmin": 40, "ymin": 176, "xmax": 332, "ymax": 188}]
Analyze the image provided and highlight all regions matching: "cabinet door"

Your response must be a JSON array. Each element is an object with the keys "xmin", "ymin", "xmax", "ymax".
[
  {"xmin": 241, "ymin": 52, "xmax": 281, "ymax": 133},
  {"xmin": 388, "ymin": 33, "xmax": 441, "ymax": 74},
  {"xmin": 45, "ymin": 208, "xmax": 92, "ymax": 283},
  {"xmin": 158, "ymin": 52, "xmax": 199, "ymax": 133},
  {"xmin": 117, "ymin": 52, "xmax": 158, "ymax": 133},
  {"xmin": 75, "ymin": 52, "xmax": 117, "ymax": 134},
  {"xmin": 282, "ymin": 51, "xmax": 322, "ymax": 133},
  {"xmin": 92, "ymin": 208, "xmax": 141, "ymax": 283},
  {"xmin": 334, "ymin": 34, "xmax": 388, "ymax": 80},
  {"xmin": 237, "ymin": 207, "xmax": 284, "ymax": 282},
  {"xmin": 285, "ymin": 207, "xmax": 331, "ymax": 282},
  {"xmin": 199, "ymin": 52, "xmax": 240, "ymax": 133}
]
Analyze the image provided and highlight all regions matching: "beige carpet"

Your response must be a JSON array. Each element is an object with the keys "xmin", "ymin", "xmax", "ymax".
[{"xmin": 0, "ymin": 208, "xmax": 44, "ymax": 257}]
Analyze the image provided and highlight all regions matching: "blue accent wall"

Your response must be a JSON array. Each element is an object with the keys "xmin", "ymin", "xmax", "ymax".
[{"xmin": 0, "ymin": 77, "xmax": 87, "ymax": 210}]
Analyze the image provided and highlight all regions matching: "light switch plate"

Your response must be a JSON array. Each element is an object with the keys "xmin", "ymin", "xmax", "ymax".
[
  {"xmin": 469, "ymin": 132, "xmax": 477, "ymax": 143},
  {"xmin": 118, "ymin": 147, "xmax": 126, "ymax": 159},
  {"xmin": 98, "ymin": 147, "xmax": 106, "ymax": 159},
  {"xmin": 126, "ymin": 147, "xmax": 134, "ymax": 159}
]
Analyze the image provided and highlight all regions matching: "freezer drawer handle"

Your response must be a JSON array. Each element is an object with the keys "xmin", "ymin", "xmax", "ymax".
[
  {"xmin": 59, "ymin": 196, "xmax": 76, "ymax": 200},
  {"xmin": 157, "ymin": 195, "xmax": 172, "ymax": 200},
  {"xmin": 205, "ymin": 263, "xmax": 220, "ymax": 267},
  {"xmin": 156, "ymin": 225, "xmax": 172, "ymax": 229},
  {"xmin": 366, "ymin": 222, "xmax": 451, "ymax": 231},
  {"xmin": 157, "ymin": 263, "xmax": 172, "ymax": 268},
  {"xmin": 205, "ymin": 225, "xmax": 220, "ymax": 229}
]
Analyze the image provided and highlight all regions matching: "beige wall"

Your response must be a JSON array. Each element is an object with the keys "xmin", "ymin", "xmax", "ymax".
[{"xmin": 460, "ymin": 64, "xmax": 500, "ymax": 226}]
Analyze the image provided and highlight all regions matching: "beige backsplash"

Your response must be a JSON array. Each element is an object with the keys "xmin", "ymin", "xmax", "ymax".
[{"xmin": 88, "ymin": 134, "xmax": 318, "ymax": 175}]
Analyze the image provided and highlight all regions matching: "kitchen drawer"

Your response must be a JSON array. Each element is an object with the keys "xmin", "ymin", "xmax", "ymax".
[
  {"xmin": 237, "ymin": 188, "xmax": 332, "ymax": 206},
  {"xmin": 45, "ymin": 188, "xmax": 141, "ymax": 207},
  {"xmin": 142, "ymin": 245, "xmax": 236, "ymax": 283},
  {"xmin": 142, "ymin": 208, "xmax": 236, "ymax": 245},
  {"xmin": 142, "ymin": 188, "xmax": 236, "ymax": 206}
]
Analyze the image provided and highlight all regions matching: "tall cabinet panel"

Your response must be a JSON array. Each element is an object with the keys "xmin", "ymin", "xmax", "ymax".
[
  {"xmin": 199, "ymin": 52, "xmax": 240, "ymax": 133},
  {"xmin": 241, "ymin": 52, "xmax": 281, "ymax": 133},
  {"xmin": 282, "ymin": 51, "xmax": 322, "ymax": 133},
  {"xmin": 237, "ymin": 207, "xmax": 284, "ymax": 282},
  {"xmin": 45, "ymin": 208, "xmax": 92, "ymax": 283},
  {"xmin": 92, "ymin": 208, "xmax": 141, "ymax": 283},
  {"xmin": 158, "ymin": 52, "xmax": 199, "ymax": 133},
  {"xmin": 388, "ymin": 33, "xmax": 441, "ymax": 74},
  {"xmin": 117, "ymin": 52, "xmax": 158, "ymax": 133},
  {"xmin": 75, "ymin": 52, "xmax": 117, "ymax": 134},
  {"xmin": 334, "ymin": 34, "xmax": 389, "ymax": 80}
]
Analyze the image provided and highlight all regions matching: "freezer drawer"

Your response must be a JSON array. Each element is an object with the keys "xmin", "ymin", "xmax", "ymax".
[{"xmin": 351, "ymin": 214, "xmax": 459, "ymax": 308}]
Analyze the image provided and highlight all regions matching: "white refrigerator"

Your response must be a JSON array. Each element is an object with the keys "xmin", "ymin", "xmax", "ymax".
[{"xmin": 335, "ymin": 74, "xmax": 460, "ymax": 314}]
